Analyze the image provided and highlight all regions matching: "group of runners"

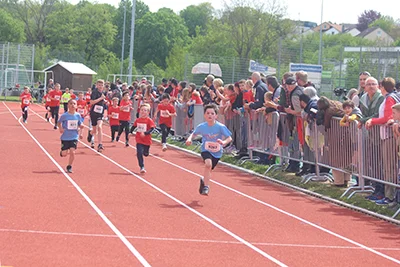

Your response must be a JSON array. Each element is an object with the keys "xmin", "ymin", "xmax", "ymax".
[{"xmin": 20, "ymin": 79, "xmax": 232, "ymax": 195}]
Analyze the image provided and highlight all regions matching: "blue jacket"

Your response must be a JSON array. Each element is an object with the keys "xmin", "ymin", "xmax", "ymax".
[{"xmin": 249, "ymin": 80, "xmax": 268, "ymax": 109}]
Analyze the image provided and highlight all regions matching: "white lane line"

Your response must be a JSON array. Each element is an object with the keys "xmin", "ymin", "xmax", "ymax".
[
  {"xmin": 28, "ymin": 107, "xmax": 288, "ymax": 267},
  {"xmin": 3, "ymin": 102, "xmax": 151, "ymax": 267},
  {"xmin": 2, "ymin": 228, "xmax": 400, "ymax": 252},
  {"xmin": 29, "ymin": 104, "xmax": 400, "ymax": 264}
]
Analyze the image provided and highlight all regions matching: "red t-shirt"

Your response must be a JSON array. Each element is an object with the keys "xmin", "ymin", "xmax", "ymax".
[
  {"xmin": 70, "ymin": 93, "xmax": 77, "ymax": 100},
  {"xmin": 49, "ymin": 90, "xmax": 63, "ymax": 107},
  {"xmin": 85, "ymin": 92, "xmax": 91, "ymax": 103},
  {"xmin": 20, "ymin": 92, "xmax": 31, "ymax": 108},
  {"xmin": 134, "ymin": 117, "xmax": 156, "ymax": 146},
  {"xmin": 158, "ymin": 103, "xmax": 176, "ymax": 127},
  {"xmin": 108, "ymin": 105, "xmax": 120, "ymax": 126},
  {"xmin": 44, "ymin": 93, "xmax": 52, "ymax": 106},
  {"xmin": 243, "ymin": 90, "xmax": 255, "ymax": 104},
  {"xmin": 191, "ymin": 94, "xmax": 203, "ymax": 104},
  {"xmin": 119, "ymin": 99, "xmax": 132, "ymax": 121},
  {"xmin": 76, "ymin": 99, "xmax": 87, "ymax": 118}
]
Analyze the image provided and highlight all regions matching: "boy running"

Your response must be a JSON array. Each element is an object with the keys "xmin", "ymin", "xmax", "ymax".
[
  {"xmin": 131, "ymin": 103, "xmax": 156, "ymax": 173},
  {"xmin": 20, "ymin": 86, "xmax": 32, "ymax": 124},
  {"xmin": 58, "ymin": 99, "xmax": 84, "ymax": 173},
  {"xmin": 186, "ymin": 103, "xmax": 232, "ymax": 195},
  {"xmin": 108, "ymin": 97, "xmax": 120, "ymax": 142},
  {"xmin": 89, "ymin": 80, "xmax": 106, "ymax": 152},
  {"xmin": 116, "ymin": 91, "xmax": 133, "ymax": 147},
  {"xmin": 43, "ymin": 88, "xmax": 53, "ymax": 122},
  {"xmin": 49, "ymin": 83, "xmax": 63, "ymax": 129},
  {"xmin": 76, "ymin": 92, "xmax": 87, "ymax": 138},
  {"xmin": 154, "ymin": 93, "xmax": 176, "ymax": 151}
]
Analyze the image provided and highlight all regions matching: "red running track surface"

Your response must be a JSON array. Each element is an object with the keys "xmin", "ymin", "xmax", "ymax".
[{"xmin": 0, "ymin": 101, "xmax": 399, "ymax": 267}]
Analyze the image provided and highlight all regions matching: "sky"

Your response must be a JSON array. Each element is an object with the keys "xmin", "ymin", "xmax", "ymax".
[{"xmin": 69, "ymin": 0, "xmax": 399, "ymax": 24}]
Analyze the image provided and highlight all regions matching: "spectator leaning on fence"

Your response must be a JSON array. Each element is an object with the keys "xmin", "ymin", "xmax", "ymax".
[
  {"xmin": 358, "ymin": 77, "xmax": 384, "ymax": 126},
  {"xmin": 245, "ymin": 72, "xmax": 268, "ymax": 110},
  {"xmin": 365, "ymin": 77, "xmax": 400, "ymax": 205}
]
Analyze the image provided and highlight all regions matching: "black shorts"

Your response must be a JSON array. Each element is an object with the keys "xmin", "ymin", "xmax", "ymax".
[
  {"xmin": 61, "ymin": 140, "xmax": 78, "ymax": 151},
  {"xmin": 90, "ymin": 113, "xmax": 103, "ymax": 126},
  {"xmin": 201, "ymin": 151, "xmax": 220, "ymax": 170}
]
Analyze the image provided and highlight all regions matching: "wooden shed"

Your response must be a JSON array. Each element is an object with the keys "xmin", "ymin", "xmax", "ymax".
[{"xmin": 43, "ymin": 61, "xmax": 97, "ymax": 91}]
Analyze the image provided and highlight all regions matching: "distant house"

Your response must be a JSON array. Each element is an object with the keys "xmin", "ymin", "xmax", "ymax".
[
  {"xmin": 313, "ymin": 22, "xmax": 342, "ymax": 35},
  {"xmin": 43, "ymin": 61, "xmax": 97, "ymax": 91},
  {"xmin": 342, "ymin": 24, "xmax": 360, "ymax": 37},
  {"xmin": 293, "ymin": 20, "xmax": 318, "ymax": 35},
  {"xmin": 357, "ymin": 27, "xmax": 395, "ymax": 44}
]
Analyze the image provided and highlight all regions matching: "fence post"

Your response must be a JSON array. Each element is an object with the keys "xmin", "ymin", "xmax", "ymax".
[
  {"xmin": 231, "ymin": 57, "xmax": 235, "ymax": 83},
  {"xmin": 299, "ymin": 34, "xmax": 303, "ymax": 64},
  {"xmin": 16, "ymin": 44, "xmax": 20, "ymax": 87},
  {"xmin": 31, "ymin": 44, "xmax": 35, "ymax": 85},
  {"xmin": 209, "ymin": 55, "xmax": 212, "ymax": 74},
  {"xmin": 338, "ymin": 46, "xmax": 343, "ymax": 88},
  {"xmin": 277, "ymin": 38, "xmax": 282, "ymax": 79},
  {"xmin": 377, "ymin": 46, "xmax": 381, "ymax": 80},
  {"xmin": 1, "ymin": 44, "xmax": 4, "ymax": 92},
  {"xmin": 359, "ymin": 46, "xmax": 362, "ymax": 74}
]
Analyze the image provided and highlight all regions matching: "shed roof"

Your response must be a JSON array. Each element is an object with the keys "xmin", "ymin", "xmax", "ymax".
[{"xmin": 44, "ymin": 61, "xmax": 97, "ymax": 75}]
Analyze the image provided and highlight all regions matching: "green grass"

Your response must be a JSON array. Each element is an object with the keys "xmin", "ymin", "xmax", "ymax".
[{"xmin": 159, "ymin": 133, "xmax": 400, "ymax": 220}]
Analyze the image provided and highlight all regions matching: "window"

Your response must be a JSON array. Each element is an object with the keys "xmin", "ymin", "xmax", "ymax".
[{"xmin": 377, "ymin": 30, "xmax": 381, "ymax": 35}]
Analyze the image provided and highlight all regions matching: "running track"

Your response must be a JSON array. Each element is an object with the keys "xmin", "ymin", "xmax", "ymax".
[{"xmin": 0, "ymin": 101, "xmax": 399, "ymax": 267}]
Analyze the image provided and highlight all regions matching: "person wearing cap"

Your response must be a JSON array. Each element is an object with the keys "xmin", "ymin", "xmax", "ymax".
[{"xmin": 282, "ymin": 76, "xmax": 303, "ymax": 173}]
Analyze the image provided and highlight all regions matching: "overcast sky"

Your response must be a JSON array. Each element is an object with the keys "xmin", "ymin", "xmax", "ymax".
[{"xmin": 69, "ymin": 0, "xmax": 399, "ymax": 24}]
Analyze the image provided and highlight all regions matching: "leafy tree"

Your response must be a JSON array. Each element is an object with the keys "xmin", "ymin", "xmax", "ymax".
[
  {"xmin": 370, "ymin": 16, "xmax": 396, "ymax": 33},
  {"xmin": 357, "ymin": 10, "xmax": 381, "ymax": 32},
  {"xmin": 0, "ymin": 9, "xmax": 25, "ymax": 43},
  {"xmin": 134, "ymin": 10, "xmax": 189, "ymax": 69},
  {"xmin": 45, "ymin": 2, "xmax": 117, "ymax": 68},
  {"xmin": 180, "ymin": 3, "xmax": 214, "ymax": 37},
  {"xmin": 140, "ymin": 61, "xmax": 165, "ymax": 85},
  {"xmin": 165, "ymin": 45, "xmax": 188, "ymax": 81}
]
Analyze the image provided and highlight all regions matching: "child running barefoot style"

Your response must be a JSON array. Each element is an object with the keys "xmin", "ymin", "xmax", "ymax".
[
  {"xmin": 20, "ymin": 86, "xmax": 32, "ymax": 124},
  {"xmin": 186, "ymin": 103, "xmax": 232, "ymax": 195},
  {"xmin": 58, "ymin": 99, "xmax": 84, "ymax": 173},
  {"xmin": 131, "ymin": 103, "xmax": 156, "ymax": 173},
  {"xmin": 154, "ymin": 93, "xmax": 176, "ymax": 151}
]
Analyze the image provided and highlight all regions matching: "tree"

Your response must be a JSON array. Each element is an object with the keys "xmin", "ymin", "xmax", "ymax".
[
  {"xmin": 180, "ymin": 3, "xmax": 214, "ymax": 37},
  {"xmin": 141, "ymin": 61, "xmax": 165, "ymax": 85},
  {"xmin": 134, "ymin": 10, "xmax": 189, "ymax": 69},
  {"xmin": 357, "ymin": 10, "xmax": 381, "ymax": 32},
  {"xmin": 0, "ymin": 9, "xmax": 25, "ymax": 43}
]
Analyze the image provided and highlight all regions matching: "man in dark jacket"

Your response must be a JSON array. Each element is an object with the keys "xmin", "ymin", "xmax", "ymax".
[{"xmin": 244, "ymin": 72, "xmax": 267, "ymax": 110}]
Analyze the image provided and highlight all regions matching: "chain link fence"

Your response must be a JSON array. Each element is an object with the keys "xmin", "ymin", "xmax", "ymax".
[
  {"xmin": 182, "ymin": 42, "xmax": 400, "ymax": 99},
  {"xmin": 0, "ymin": 43, "xmax": 35, "ymax": 99}
]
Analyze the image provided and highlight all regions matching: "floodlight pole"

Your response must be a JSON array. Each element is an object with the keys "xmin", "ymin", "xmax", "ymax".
[
  {"xmin": 128, "ymin": 0, "xmax": 136, "ymax": 85},
  {"xmin": 120, "ymin": 0, "xmax": 127, "ymax": 77},
  {"xmin": 318, "ymin": 0, "xmax": 324, "ymax": 65}
]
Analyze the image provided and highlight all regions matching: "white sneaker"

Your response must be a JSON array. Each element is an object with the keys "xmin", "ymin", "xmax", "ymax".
[
  {"xmin": 140, "ymin": 167, "xmax": 146, "ymax": 173},
  {"xmin": 162, "ymin": 143, "xmax": 167, "ymax": 151}
]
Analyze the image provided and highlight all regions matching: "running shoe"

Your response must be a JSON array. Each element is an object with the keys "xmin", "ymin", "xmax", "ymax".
[
  {"xmin": 87, "ymin": 131, "xmax": 93, "ymax": 143},
  {"xmin": 162, "ymin": 143, "xmax": 167, "ymax": 151},
  {"xmin": 140, "ymin": 167, "xmax": 146, "ymax": 173},
  {"xmin": 375, "ymin": 197, "xmax": 393, "ymax": 205},
  {"xmin": 116, "ymin": 135, "xmax": 120, "ymax": 142},
  {"xmin": 125, "ymin": 141, "xmax": 129, "ymax": 147},
  {"xmin": 53, "ymin": 125, "xmax": 58, "ymax": 130},
  {"xmin": 201, "ymin": 185, "xmax": 209, "ymax": 195},
  {"xmin": 66, "ymin": 165, "xmax": 73, "ymax": 173},
  {"xmin": 98, "ymin": 144, "xmax": 104, "ymax": 153},
  {"xmin": 199, "ymin": 178, "xmax": 205, "ymax": 194},
  {"xmin": 91, "ymin": 142, "xmax": 95, "ymax": 149}
]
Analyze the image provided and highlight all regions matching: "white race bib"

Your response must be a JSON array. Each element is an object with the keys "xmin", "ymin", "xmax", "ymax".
[
  {"xmin": 86, "ymin": 95, "xmax": 91, "ymax": 100},
  {"xmin": 46, "ymin": 97, "xmax": 51, "ymax": 102},
  {"xmin": 67, "ymin": 120, "xmax": 78, "ymax": 130},
  {"xmin": 122, "ymin": 106, "xmax": 130, "ymax": 112},
  {"xmin": 160, "ymin": 110, "xmax": 169, "ymax": 117},
  {"xmin": 112, "ymin": 112, "xmax": 119, "ymax": 119},
  {"xmin": 136, "ymin": 123, "xmax": 147, "ymax": 133},
  {"xmin": 205, "ymin": 141, "xmax": 221, "ymax": 153},
  {"xmin": 94, "ymin": 105, "xmax": 103, "ymax": 114},
  {"xmin": 23, "ymin": 99, "xmax": 30, "ymax": 105},
  {"xmin": 77, "ymin": 108, "xmax": 85, "ymax": 115},
  {"xmin": 55, "ymin": 95, "xmax": 60, "ymax": 100}
]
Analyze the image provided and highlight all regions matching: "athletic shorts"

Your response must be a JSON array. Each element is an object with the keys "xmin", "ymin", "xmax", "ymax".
[
  {"xmin": 201, "ymin": 151, "xmax": 220, "ymax": 170},
  {"xmin": 90, "ymin": 113, "xmax": 103, "ymax": 126},
  {"xmin": 61, "ymin": 140, "xmax": 78, "ymax": 151}
]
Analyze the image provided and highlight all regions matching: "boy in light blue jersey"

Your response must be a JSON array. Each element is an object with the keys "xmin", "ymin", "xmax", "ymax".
[
  {"xmin": 186, "ymin": 103, "xmax": 232, "ymax": 195},
  {"xmin": 58, "ymin": 99, "xmax": 83, "ymax": 173}
]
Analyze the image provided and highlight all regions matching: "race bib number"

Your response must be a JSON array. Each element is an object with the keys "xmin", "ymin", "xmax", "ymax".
[
  {"xmin": 122, "ymin": 106, "xmax": 130, "ymax": 112},
  {"xmin": 23, "ymin": 99, "xmax": 30, "ymax": 105},
  {"xmin": 160, "ymin": 110, "xmax": 169, "ymax": 117},
  {"xmin": 67, "ymin": 120, "xmax": 78, "ymax": 130},
  {"xmin": 136, "ymin": 123, "xmax": 147, "ymax": 133},
  {"xmin": 77, "ymin": 108, "xmax": 85, "ymax": 115},
  {"xmin": 62, "ymin": 97, "xmax": 68, "ymax": 102},
  {"xmin": 94, "ymin": 105, "xmax": 103, "ymax": 114},
  {"xmin": 46, "ymin": 97, "xmax": 51, "ymax": 102},
  {"xmin": 205, "ymin": 141, "xmax": 221, "ymax": 153},
  {"xmin": 112, "ymin": 112, "xmax": 119, "ymax": 119},
  {"xmin": 86, "ymin": 95, "xmax": 91, "ymax": 100},
  {"xmin": 55, "ymin": 95, "xmax": 60, "ymax": 100}
]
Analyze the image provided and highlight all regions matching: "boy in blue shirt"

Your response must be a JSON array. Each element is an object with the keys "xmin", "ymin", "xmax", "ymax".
[
  {"xmin": 186, "ymin": 103, "xmax": 232, "ymax": 195},
  {"xmin": 58, "ymin": 99, "xmax": 84, "ymax": 173}
]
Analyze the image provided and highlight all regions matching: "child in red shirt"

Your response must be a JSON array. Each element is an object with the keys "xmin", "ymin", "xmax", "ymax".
[
  {"xmin": 154, "ymin": 93, "xmax": 176, "ymax": 151},
  {"xmin": 20, "ymin": 86, "xmax": 32, "ymax": 123},
  {"xmin": 76, "ymin": 92, "xmax": 87, "ymax": 137},
  {"xmin": 116, "ymin": 91, "xmax": 133, "ymax": 146},
  {"xmin": 108, "ymin": 97, "xmax": 120, "ymax": 142},
  {"xmin": 43, "ymin": 88, "xmax": 53, "ymax": 122},
  {"xmin": 132, "ymin": 103, "xmax": 156, "ymax": 173},
  {"xmin": 49, "ymin": 83, "xmax": 63, "ymax": 129}
]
